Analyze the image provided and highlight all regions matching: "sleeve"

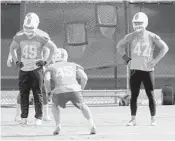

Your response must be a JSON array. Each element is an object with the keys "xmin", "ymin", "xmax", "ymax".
[
  {"xmin": 76, "ymin": 64, "xmax": 84, "ymax": 71},
  {"xmin": 125, "ymin": 32, "xmax": 134, "ymax": 43},
  {"xmin": 40, "ymin": 32, "xmax": 51, "ymax": 45},
  {"xmin": 151, "ymin": 33, "xmax": 161, "ymax": 42},
  {"xmin": 13, "ymin": 30, "xmax": 23, "ymax": 44},
  {"xmin": 13, "ymin": 34, "xmax": 20, "ymax": 44}
]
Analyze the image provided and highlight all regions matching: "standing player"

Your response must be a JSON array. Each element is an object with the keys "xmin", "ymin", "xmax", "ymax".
[
  {"xmin": 10, "ymin": 13, "xmax": 55, "ymax": 125},
  {"xmin": 7, "ymin": 48, "xmax": 53, "ymax": 121},
  {"xmin": 44, "ymin": 48, "xmax": 96, "ymax": 135},
  {"xmin": 117, "ymin": 12, "xmax": 169, "ymax": 126}
]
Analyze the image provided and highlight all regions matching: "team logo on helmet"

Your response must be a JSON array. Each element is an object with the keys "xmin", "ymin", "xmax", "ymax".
[
  {"xmin": 23, "ymin": 13, "xmax": 40, "ymax": 37},
  {"xmin": 52, "ymin": 48, "xmax": 68, "ymax": 63},
  {"xmin": 132, "ymin": 12, "xmax": 148, "ymax": 32}
]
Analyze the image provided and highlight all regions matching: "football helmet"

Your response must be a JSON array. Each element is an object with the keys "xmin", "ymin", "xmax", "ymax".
[
  {"xmin": 52, "ymin": 48, "xmax": 68, "ymax": 63},
  {"xmin": 132, "ymin": 12, "xmax": 148, "ymax": 32},
  {"xmin": 23, "ymin": 13, "xmax": 40, "ymax": 36}
]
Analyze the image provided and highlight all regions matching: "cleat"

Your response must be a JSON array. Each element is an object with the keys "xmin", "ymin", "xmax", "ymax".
[
  {"xmin": 43, "ymin": 116, "xmax": 51, "ymax": 121},
  {"xmin": 90, "ymin": 125, "xmax": 97, "ymax": 134},
  {"xmin": 20, "ymin": 118, "xmax": 27, "ymax": 126},
  {"xmin": 151, "ymin": 119, "xmax": 156, "ymax": 126},
  {"xmin": 15, "ymin": 116, "xmax": 21, "ymax": 122},
  {"xmin": 35, "ymin": 119, "xmax": 42, "ymax": 126},
  {"xmin": 53, "ymin": 124, "xmax": 61, "ymax": 135},
  {"xmin": 127, "ymin": 119, "xmax": 136, "ymax": 126}
]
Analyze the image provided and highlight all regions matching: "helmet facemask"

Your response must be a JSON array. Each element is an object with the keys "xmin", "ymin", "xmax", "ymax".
[
  {"xmin": 23, "ymin": 25, "xmax": 38, "ymax": 37},
  {"xmin": 52, "ymin": 49, "xmax": 68, "ymax": 63},
  {"xmin": 132, "ymin": 12, "xmax": 148, "ymax": 32},
  {"xmin": 23, "ymin": 13, "xmax": 40, "ymax": 38}
]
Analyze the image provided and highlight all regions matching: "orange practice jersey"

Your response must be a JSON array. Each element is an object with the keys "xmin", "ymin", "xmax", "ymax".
[
  {"xmin": 14, "ymin": 29, "xmax": 50, "ymax": 71},
  {"xmin": 126, "ymin": 31, "xmax": 159, "ymax": 71},
  {"xmin": 47, "ymin": 62, "xmax": 83, "ymax": 94}
]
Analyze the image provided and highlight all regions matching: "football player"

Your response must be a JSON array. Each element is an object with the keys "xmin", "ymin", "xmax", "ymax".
[
  {"xmin": 7, "ymin": 46, "xmax": 54, "ymax": 121},
  {"xmin": 44, "ymin": 48, "xmax": 96, "ymax": 135},
  {"xmin": 117, "ymin": 12, "xmax": 169, "ymax": 126},
  {"xmin": 10, "ymin": 13, "xmax": 56, "ymax": 126}
]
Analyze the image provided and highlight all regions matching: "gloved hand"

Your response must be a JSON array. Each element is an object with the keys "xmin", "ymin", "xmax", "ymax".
[
  {"xmin": 7, "ymin": 58, "xmax": 12, "ymax": 67},
  {"xmin": 36, "ymin": 60, "xmax": 47, "ymax": 67},
  {"xmin": 48, "ymin": 92, "xmax": 53, "ymax": 102},
  {"xmin": 122, "ymin": 54, "xmax": 131, "ymax": 65},
  {"xmin": 16, "ymin": 61, "xmax": 24, "ymax": 68}
]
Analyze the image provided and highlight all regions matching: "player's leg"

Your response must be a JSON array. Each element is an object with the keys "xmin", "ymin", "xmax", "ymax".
[
  {"xmin": 71, "ymin": 91, "xmax": 96, "ymax": 134},
  {"xmin": 127, "ymin": 70, "xmax": 142, "ymax": 126},
  {"xmin": 19, "ymin": 70, "xmax": 31, "ymax": 125},
  {"xmin": 42, "ymin": 84, "xmax": 51, "ymax": 121},
  {"xmin": 15, "ymin": 93, "xmax": 21, "ymax": 121},
  {"xmin": 142, "ymin": 71, "xmax": 156, "ymax": 126},
  {"xmin": 30, "ymin": 68, "xmax": 44, "ymax": 125},
  {"xmin": 51, "ymin": 94, "xmax": 66, "ymax": 135}
]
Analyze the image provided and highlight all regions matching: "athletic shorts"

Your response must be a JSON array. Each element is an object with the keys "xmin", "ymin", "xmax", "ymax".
[{"xmin": 52, "ymin": 91, "xmax": 84, "ymax": 109}]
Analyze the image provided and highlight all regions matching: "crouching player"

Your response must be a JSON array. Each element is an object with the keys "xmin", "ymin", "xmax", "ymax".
[{"xmin": 44, "ymin": 48, "xmax": 96, "ymax": 135}]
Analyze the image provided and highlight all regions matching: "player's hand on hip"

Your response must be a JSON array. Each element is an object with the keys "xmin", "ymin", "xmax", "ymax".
[
  {"xmin": 36, "ymin": 60, "xmax": 47, "ymax": 67},
  {"xmin": 147, "ymin": 59, "xmax": 157, "ymax": 69},
  {"xmin": 16, "ymin": 61, "xmax": 24, "ymax": 68},
  {"xmin": 122, "ymin": 54, "xmax": 131, "ymax": 65}
]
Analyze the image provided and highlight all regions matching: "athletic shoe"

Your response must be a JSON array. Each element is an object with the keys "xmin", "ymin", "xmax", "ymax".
[
  {"xmin": 43, "ymin": 115, "xmax": 51, "ymax": 121},
  {"xmin": 127, "ymin": 119, "xmax": 136, "ymax": 126},
  {"xmin": 20, "ymin": 118, "xmax": 27, "ymax": 126},
  {"xmin": 35, "ymin": 118, "xmax": 42, "ymax": 126},
  {"xmin": 15, "ymin": 116, "xmax": 21, "ymax": 122},
  {"xmin": 90, "ymin": 125, "xmax": 97, "ymax": 134},
  {"xmin": 151, "ymin": 119, "xmax": 156, "ymax": 126},
  {"xmin": 53, "ymin": 124, "xmax": 61, "ymax": 135}
]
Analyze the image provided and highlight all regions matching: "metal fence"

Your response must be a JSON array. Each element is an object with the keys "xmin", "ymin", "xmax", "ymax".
[{"xmin": 1, "ymin": 1, "xmax": 175, "ymax": 106}]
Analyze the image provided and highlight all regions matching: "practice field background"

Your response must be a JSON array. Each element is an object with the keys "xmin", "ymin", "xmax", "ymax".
[{"xmin": 1, "ymin": 106, "xmax": 175, "ymax": 140}]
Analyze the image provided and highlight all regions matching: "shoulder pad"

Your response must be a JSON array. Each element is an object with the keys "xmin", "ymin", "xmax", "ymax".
[
  {"xmin": 76, "ymin": 64, "xmax": 84, "ymax": 70},
  {"xmin": 37, "ymin": 29, "xmax": 50, "ymax": 40},
  {"xmin": 125, "ymin": 32, "xmax": 135, "ymax": 42},
  {"xmin": 15, "ymin": 30, "xmax": 24, "ymax": 36},
  {"xmin": 149, "ymin": 31, "xmax": 161, "ymax": 41},
  {"xmin": 13, "ymin": 30, "xmax": 24, "ymax": 43}
]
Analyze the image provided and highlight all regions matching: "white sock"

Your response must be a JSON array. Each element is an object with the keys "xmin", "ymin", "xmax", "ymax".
[
  {"xmin": 88, "ymin": 119, "xmax": 94, "ymax": 127},
  {"xmin": 131, "ymin": 116, "xmax": 136, "ymax": 120},
  {"xmin": 16, "ymin": 104, "xmax": 21, "ymax": 117},
  {"xmin": 43, "ymin": 104, "xmax": 49, "ymax": 117},
  {"xmin": 151, "ymin": 116, "xmax": 155, "ymax": 120}
]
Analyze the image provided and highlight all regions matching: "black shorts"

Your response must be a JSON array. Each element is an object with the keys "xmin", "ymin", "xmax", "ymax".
[
  {"xmin": 52, "ymin": 91, "xmax": 84, "ymax": 109},
  {"xmin": 130, "ymin": 70, "xmax": 154, "ymax": 92}
]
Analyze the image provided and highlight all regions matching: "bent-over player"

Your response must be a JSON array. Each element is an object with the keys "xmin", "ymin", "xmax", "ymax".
[{"xmin": 44, "ymin": 48, "xmax": 97, "ymax": 135}]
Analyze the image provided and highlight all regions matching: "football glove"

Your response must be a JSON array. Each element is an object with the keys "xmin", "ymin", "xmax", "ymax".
[
  {"xmin": 16, "ymin": 61, "xmax": 24, "ymax": 68},
  {"xmin": 36, "ymin": 60, "xmax": 47, "ymax": 67},
  {"xmin": 48, "ymin": 92, "xmax": 53, "ymax": 102},
  {"xmin": 122, "ymin": 54, "xmax": 131, "ymax": 65}
]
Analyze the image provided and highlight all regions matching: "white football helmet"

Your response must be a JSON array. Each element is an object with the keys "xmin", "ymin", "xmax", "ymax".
[
  {"xmin": 23, "ymin": 13, "xmax": 40, "ymax": 36},
  {"xmin": 132, "ymin": 12, "xmax": 148, "ymax": 32},
  {"xmin": 52, "ymin": 48, "xmax": 68, "ymax": 63}
]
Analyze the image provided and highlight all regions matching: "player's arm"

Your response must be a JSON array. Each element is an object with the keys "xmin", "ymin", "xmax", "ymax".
[
  {"xmin": 9, "ymin": 40, "xmax": 20, "ymax": 63},
  {"xmin": 44, "ymin": 40, "xmax": 56, "ymax": 65},
  {"xmin": 76, "ymin": 67, "xmax": 88, "ymax": 90},
  {"xmin": 43, "ymin": 47, "xmax": 50, "ymax": 61},
  {"xmin": 152, "ymin": 34, "xmax": 169, "ymax": 64},
  {"xmin": 44, "ymin": 68, "xmax": 53, "ymax": 101},
  {"xmin": 116, "ymin": 34, "xmax": 132, "ymax": 64}
]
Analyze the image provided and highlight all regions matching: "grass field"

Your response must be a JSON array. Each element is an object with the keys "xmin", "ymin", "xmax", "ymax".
[{"xmin": 1, "ymin": 106, "xmax": 175, "ymax": 140}]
